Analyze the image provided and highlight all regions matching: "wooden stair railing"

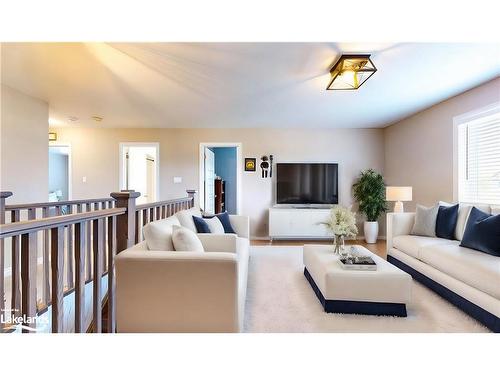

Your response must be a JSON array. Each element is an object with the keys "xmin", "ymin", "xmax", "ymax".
[
  {"xmin": 0, "ymin": 190, "xmax": 196, "ymax": 333},
  {"xmin": 4, "ymin": 197, "xmax": 115, "ymax": 309},
  {"xmin": 134, "ymin": 190, "xmax": 196, "ymax": 244}
]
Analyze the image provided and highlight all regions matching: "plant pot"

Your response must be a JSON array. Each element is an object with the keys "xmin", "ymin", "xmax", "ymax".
[{"xmin": 364, "ymin": 221, "xmax": 379, "ymax": 244}]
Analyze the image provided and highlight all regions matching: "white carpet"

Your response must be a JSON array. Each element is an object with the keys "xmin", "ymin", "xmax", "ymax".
[{"xmin": 243, "ymin": 246, "xmax": 490, "ymax": 333}]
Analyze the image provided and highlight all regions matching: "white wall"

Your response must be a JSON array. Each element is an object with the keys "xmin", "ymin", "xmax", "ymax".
[
  {"xmin": 1, "ymin": 84, "xmax": 48, "ymax": 204},
  {"xmin": 51, "ymin": 127, "xmax": 385, "ymax": 238},
  {"xmin": 384, "ymin": 77, "xmax": 500, "ymax": 211}
]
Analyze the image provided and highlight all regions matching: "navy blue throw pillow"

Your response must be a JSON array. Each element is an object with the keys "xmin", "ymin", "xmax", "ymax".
[
  {"xmin": 203, "ymin": 212, "xmax": 236, "ymax": 234},
  {"xmin": 460, "ymin": 207, "xmax": 500, "ymax": 257},
  {"xmin": 192, "ymin": 216, "xmax": 210, "ymax": 233},
  {"xmin": 435, "ymin": 204, "xmax": 459, "ymax": 240}
]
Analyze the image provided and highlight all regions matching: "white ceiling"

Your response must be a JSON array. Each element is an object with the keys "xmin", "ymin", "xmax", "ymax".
[{"xmin": 1, "ymin": 42, "xmax": 499, "ymax": 128}]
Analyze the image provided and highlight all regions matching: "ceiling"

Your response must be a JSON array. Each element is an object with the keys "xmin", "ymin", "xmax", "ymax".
[{"xmin": 1, "ymin": 42, "xmax": 499, "ymax": 128}]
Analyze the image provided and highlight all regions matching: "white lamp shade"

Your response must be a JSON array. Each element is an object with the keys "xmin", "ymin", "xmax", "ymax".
[{"xmin": 386, "ymin": 186, "xmax": 412, "ymax": 202}]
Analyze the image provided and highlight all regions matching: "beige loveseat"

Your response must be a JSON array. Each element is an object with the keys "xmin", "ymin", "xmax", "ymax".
[{"xmin": 115, "ymin": 207, "xmax": 250, "ymax": 333}]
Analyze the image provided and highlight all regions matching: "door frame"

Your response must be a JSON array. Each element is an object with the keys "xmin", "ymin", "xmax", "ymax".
[
  {"xmin": 119, "ymin": 142, "xmax": 160, "ymax": 201},
  {"xmin": 48, "ymin": 142, "xmax": 72, "ymax": 200},
  {"xmin": 198, "ymin": 142, "xmax": 242, "ymax": 214}
]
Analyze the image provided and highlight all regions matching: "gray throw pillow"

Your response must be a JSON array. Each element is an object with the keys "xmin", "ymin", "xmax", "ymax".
[{"xmin": 411, "ymin": 204, "xmax": 439, "ymax": 237}]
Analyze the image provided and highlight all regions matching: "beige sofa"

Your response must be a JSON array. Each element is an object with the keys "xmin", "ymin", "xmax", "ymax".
[
  {"xmin": 386, "ymin": 204, "xmax": 500, "ymax": 332},
  {"xmin": 115, "ymin": 208, "xmax": 250, "ymax": 333}
]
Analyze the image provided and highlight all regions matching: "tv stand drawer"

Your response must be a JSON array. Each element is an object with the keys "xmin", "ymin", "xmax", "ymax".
[{"xmin": 269, "ymin": 208, "xmax": 332, "ymax": 239}]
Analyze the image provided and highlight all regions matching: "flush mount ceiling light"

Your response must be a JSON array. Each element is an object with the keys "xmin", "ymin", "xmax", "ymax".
[
  {"xmin": 68, "ymin": 116, "xmax": 79, "ymax": 122},
  {"xmin": 326, "ymin": 54, "xmax": 377, "ymax": 90},
  {"xmin": 92, "ymin": 115, "xmax": 103, "ymax": 122}
]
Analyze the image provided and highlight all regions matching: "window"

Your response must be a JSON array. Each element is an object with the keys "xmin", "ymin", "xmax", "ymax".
[{"xmin": 457, "ymin": 104, "xmax": 500, "ymax": 205}]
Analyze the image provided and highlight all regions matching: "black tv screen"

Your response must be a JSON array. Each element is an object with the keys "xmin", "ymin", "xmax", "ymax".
[{"xmin": 276, "ymin": 163, "xmax": 338, "ymax": 204}]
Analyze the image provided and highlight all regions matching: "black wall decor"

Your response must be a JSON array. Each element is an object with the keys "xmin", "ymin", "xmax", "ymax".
[{"xmin": 260, "ymin": 156, "xmax": 269, "ymax": 178}]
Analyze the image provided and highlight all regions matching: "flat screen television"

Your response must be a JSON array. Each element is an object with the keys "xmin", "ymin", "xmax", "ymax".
[{"xmin": 276, "ymin": 163, "xmax": 338, "ymax": 205}]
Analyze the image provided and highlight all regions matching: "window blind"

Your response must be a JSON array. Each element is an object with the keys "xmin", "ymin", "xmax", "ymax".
[{"xmin": 458, "ymin": 110, "xmax": 500, "ymax": 205}]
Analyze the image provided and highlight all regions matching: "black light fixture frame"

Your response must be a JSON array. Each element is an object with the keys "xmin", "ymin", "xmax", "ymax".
[{"xmin": 326, "ymin": 54, "xmax": 377, "ymax": 91}]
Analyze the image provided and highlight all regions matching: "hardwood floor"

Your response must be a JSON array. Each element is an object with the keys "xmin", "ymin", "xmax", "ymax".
[{"xmin": 250, "ymin": 239, "xmax": 387, "ymax": 259}]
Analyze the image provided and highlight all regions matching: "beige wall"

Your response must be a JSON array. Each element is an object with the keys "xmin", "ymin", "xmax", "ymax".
[
  {"xmin": 1, "ymin": 84, "xmax": 49, "ymax": 203},
  {"xmin": 51, "ymin": 127, "xmax": 385, "ymax": 238},
  {"xmin": 384, "ymin": 77, "xmax": 500, "ymax": 211}
]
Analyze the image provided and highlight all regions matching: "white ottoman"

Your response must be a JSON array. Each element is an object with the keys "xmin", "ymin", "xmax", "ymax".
[{"xmin": 303, "ymin": 244, "xmax": 412, "ymax": 316}]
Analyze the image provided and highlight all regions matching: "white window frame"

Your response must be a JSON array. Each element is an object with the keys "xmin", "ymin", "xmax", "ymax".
[{"xmin": 453, "ymin": 101, "xmax": 500, "ymax": 204}]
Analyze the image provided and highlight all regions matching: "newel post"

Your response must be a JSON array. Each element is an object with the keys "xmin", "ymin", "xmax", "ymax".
[
  {"xmin": 1, "ymin": 191, "xmax": 13, "ymax": 330},
  {"xmin": 110, "ymin": 190, "xmax": 141, "ymax": 253},
  {"xmin": 186, "ymin": 189, "xmax": 197, "ymax": 208}
]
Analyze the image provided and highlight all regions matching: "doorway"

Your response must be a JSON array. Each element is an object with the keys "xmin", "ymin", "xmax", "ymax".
[
  {"xmin": 48, "ymin": 144, "xmax": 71, "ymax": 201},
  {"xmin": 119, "ymin": 143, "xmax": 160, "ymax": 205},
  {"xmin": 199, "ymin": 143, "xmax": 242, "ymax": 215}
]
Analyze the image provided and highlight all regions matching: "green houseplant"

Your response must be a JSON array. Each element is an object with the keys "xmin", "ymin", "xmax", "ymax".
[{"xmin": 352, "ymin": 169, "xmax": 387, "ymax": 243}]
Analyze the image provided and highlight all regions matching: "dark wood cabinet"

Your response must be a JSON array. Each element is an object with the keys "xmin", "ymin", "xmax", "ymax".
[{"xmin": 214, "ymin": 179, "xmax": 226, "ymax": 214}]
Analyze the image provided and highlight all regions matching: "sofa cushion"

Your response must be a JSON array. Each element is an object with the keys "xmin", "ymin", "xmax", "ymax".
[
  {"xmin": 175, "ymin": 207, "xmax": 202, "ymax": 232},
  {"xmin": 436, "ymin": 204, "xmax": 459, "ymax": 240},
  {"xmin": 171, "ymin": 225, "xmax": 204, "ymax": 252},
  {"xmin": 419, "ymin": 243, "xmax": 500, "ymax": 299},
  {"xmin": 456, "ymin": 204, "xmax": 492, "ymax": 241},
  {"xmin": 411, "ymin": 204, "xmax": 438, "ymax": 237},
  {"xmin": 193, "ymin": 216, "xmax": 210, "ymax": 233},
  {"xmin": 460, "ymin": 207, "xmax": 500, "ymax": 257},
  {"xmin": 203, "ymin": 212, "xmax": 236, "ymax": 234},
  {"xmin": 143, "ymin": 215, "xmax": 181, "ymax": 251},
  {"xmin": 393, "ymin": 235, "xmax": 457, "ymax": 258}
]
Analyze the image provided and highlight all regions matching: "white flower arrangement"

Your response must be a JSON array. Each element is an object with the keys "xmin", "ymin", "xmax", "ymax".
[{"xmin": 321, "ymin": 205, "xmax": 358, "ymax": 238}]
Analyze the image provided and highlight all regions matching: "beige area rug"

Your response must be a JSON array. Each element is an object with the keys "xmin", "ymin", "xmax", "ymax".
[{"xmin": 243, "ymin": 246, "xmax": 490, "ymax": 333}]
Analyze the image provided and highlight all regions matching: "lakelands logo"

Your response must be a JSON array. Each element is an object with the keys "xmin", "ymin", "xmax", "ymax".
[{"xmin": 1, "ymin": 309, "xmax": 49, "ymax": 332}]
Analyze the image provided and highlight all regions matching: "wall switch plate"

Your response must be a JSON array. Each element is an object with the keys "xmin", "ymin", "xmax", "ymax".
[
  {"xmin": 173, "ymin": 177, "xmax": 182, "ymax": 184},
  {"xmin": 82, "ymin": 176, "xmax": 87, "ymax": 183}
]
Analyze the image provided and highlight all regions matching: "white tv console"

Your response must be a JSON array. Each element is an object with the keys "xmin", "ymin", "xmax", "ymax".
[{"xmin": 269, "ymin": 207, "xmax": 333, "ymax": 240}]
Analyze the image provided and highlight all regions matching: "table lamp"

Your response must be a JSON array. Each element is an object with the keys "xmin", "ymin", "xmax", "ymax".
[{"xmin": 386, "ymin": 186, "xmax": 412, "ymax": 213}]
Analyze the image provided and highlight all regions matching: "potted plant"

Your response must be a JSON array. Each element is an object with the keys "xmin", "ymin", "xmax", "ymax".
[
  {"xmin": 352, "ymin": 169, "xmax": 387, "ymax": 244},
  {"xmin": 320, "ymin": 205, "xmax": 358, "ymax": 254}
]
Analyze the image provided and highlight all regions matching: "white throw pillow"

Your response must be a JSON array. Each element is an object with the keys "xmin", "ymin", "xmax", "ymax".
[
  {"xmin": 204, "ymin": 216, "xmax": 225, "ymax": 234},
  {"xmin": 411, "ymin": 204, "xmax": 438, "ymax": 237},
  {"xmin": 172, "ymin": 225, "xmax": 204, "ymax": 252},
  {"xmin": 143, "ymin": 216, "xmax": 180, "ymax": 251},
  {"xmin": 175, "ymin": 207, "xmax": 202, "ymax": 232}
]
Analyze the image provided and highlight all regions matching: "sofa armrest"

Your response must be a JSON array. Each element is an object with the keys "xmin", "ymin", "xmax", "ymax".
[
  {"xmin": 229, "ymin": 215, "xmax": 250, "ymax": 239},
  {"xmin": 197, "ymin": 233, "xmax": 238, "ymax": 253},
  {"xmin": 115, "ymin": 247, "xmax": 239, "ymax": 332},
  {"xmin": 386, "ymin": 213, "xmax": 416, "ymax": 252}
]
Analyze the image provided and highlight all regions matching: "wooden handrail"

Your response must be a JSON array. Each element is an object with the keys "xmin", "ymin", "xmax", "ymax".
[
  {"xmin": 5, "ymin": 197, "xmax": 114, "ymax": 210},
  {"xmin": 0, "ymin": 208, "xmax": 125, "ymax": 239},
  {"xmin": 135, "ymin": 196, "xmax": 193, "ymax": 210}
]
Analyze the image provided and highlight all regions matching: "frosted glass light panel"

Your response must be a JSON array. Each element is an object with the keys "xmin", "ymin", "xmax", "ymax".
[{"xmin": 327, "ymin": 55, "xmax": 377, "ymax": 90}]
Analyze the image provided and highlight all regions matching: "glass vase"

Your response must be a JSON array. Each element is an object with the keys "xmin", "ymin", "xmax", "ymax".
[{"xmin": 333, "ymin": 234, "xmax": 345, "ymax": 255}]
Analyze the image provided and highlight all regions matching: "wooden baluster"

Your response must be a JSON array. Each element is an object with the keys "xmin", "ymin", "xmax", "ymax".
[
  {"xmin": 66, "ymin": 204, "xmax": 74, "ymax": 289},
  {"xmin": 85, "ymin": 203, "xmax": 92, "ymax": 281},
  {"xmin": 135, "ymin": 210, "xmax": 140, "ymax": 244},
  {"xmin": 161, "ymin": 205, "xmax": 165, "ymax": 219},
  {"xmin": 143, "ymin": 208, "xmax": 149, "ymax": 226},
  {"xmin": 20, "ymin": 226, "xmax": 37, "ymax": 333},
  {"xmin": 42, "ymin": 207, "xmax": 51, "ymax": 305},
  {"xmin": 74, "ymin": 221, "xmax": 85, "ymax": 333},
  {"xmin": 107, "ymin": 215, "xmax": 117, "ymax": 333},
  {"xmin": 0, "ymin": 192, "xmax": 13, "ymax": 331},
  {"xmin": 149, "ymin": 207, "xmax": 155, "ymax": 222},
  {"xmin": 11, "ymin": 209, "xmax": 21, "ymax": 317},
  {"xmin": 51, "ymin": 226, "xmax": 64, "ymax": 332},
  {"xmin": 92, "ymin": 218, "xmax": 104, "ymax": 333},
  {"xmin": 187, "ymin": 190, "xmax": 196, "ymax": 208},
  {"xmin": 156, "ymin": 206, "xmax": 160, "ymax": 220}
]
